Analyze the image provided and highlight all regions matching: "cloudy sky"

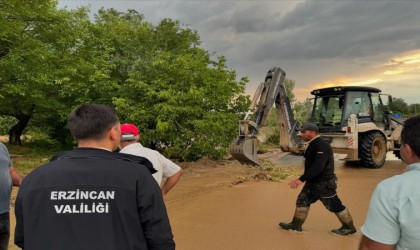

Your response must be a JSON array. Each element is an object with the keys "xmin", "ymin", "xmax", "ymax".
[{"xmin": 58, "ymin": 1, "xmax": 420, "ymax": 104}]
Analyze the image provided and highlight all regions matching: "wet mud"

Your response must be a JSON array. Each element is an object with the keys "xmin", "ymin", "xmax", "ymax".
[{"xmin": 165, "ymin": 152, "xmax": 405, "ymax": 250}]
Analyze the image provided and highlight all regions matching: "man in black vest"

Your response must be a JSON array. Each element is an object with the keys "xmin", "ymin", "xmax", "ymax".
[
  {"xmin": 279, "ymin": 122, "xmax": 356, "ymax": 235},
  {"xmin": 15, "ymin": 104, "xmax": 175, "ymax": 250}
]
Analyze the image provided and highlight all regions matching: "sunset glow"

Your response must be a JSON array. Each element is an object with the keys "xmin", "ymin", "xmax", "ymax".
[{"xmin": 293, "ymin": 49, "xmax": 420, "ymax": 103}]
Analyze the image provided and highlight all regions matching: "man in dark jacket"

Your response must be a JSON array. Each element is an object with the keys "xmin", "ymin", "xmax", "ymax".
[
  {"xmin": 279, "ymin": 122, "xmax": 356, "ymax": 235},
  {"xmin": 14, "ymin": 104, "xmax": 175, "ymax": 250}
]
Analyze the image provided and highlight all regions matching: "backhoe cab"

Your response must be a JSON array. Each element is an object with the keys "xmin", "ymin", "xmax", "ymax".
[
  {"xmin": 230, "ymin": 67, "xmax": 404, "ymax": 168},
  {"xmin": 310, "ymin": 86, "xmax": 403, "ymax": 168}
]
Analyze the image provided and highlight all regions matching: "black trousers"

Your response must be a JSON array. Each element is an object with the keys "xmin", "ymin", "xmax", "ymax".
[
  {"xmin": 0, "ymin": 212, "xmax": 9, "ymax": 250},
  {"xmin": 296, "ymin": 180, "xmax": 345, "ymax": 213}
]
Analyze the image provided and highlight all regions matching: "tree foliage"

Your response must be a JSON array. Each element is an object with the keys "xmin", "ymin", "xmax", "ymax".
[
  {"xmin": 293, "ymin": 98, "xmax": 313, "ymax": 124},
  {"xmin": 0, "ymin": 0, "xmax": 97, "ymax": 145},
  {"xmin": 0, "ymin": 3, "xmax": 249, "ymax": 160},
  {"xmin": 283, "ymin": 78, "xmax": 296, "ymax": 103},
  {"xmin": 389, "ymin": 97, "xmax": 409, "ymax": 115},
  {"xmin": 387, "ymin": 98, "xmax": 420, "ymax": 118},
  {"xmin": 408, "ymin": 103, "xmax": 420, "ymax": 116}
]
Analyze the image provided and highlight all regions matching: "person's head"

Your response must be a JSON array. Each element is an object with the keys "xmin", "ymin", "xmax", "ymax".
[
  {"xmin": 119, "ymin": 123, "xmax": 140, "ymax": 148},
  {"xmin": 400, "ymin": 115, "xmax": 420, "ymax": 163},
  {"xmin": 296, "ymin": 122, "xmax": 318, "ymax": 142},
  {"xmin": 67, "ymin": 104, "xmax": 120, "ymax": 149}
]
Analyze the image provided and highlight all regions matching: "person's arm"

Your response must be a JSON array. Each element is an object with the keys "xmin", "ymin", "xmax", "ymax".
[
  {"xmin": 160, "ymin": 157, "xmax": 182, "ymax": 195},
  {"xmin": 161, "ymin": 170, "xmax": 182, "ymax": 195},
  {"xmin": 360, "ymin": 181, "xmax": 399, "ymax": 250},
  {"xmin": 1, "ymin": 143, "xmax": 22, "ymax": 186},
  {"xmin": 10, "ymin": 166, "xmax": 23, "ymax": 186},
  {"xmin": 359, "ymin": 235, "xmax": 395, "ymax": 250}
]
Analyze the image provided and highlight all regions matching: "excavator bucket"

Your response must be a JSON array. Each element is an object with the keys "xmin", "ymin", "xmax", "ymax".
[{"xmin": 229, "ymin": 138, "xmax": 260, "ymax": 166}]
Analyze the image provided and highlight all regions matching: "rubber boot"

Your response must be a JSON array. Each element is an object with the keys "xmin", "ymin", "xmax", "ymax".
[
  {"xmin": 279, "ymin": 207, "xmax": 309, "ymax": 232},
  {"xmin": 331, "ymin": 208, "xmax": 357, "ymax": 235}
]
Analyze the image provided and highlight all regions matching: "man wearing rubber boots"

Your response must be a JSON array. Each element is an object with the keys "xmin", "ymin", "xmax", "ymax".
[{"xmin": 279, "ymin": 122, "xmax": 356, "ymax": 235}]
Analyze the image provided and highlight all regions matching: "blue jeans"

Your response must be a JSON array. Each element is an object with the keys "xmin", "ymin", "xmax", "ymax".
[{"xmin": 0, "ymin": 212, "xmax": 9, "ymax": 250}]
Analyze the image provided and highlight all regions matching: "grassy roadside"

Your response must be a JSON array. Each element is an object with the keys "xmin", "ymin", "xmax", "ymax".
[
  {"xmin": 4, "ymin": 135, "xmax": 301, "ymax": 182},
  {"xmin": 7, "ymin": 144, "xmax": 58, "ymax": 176}
]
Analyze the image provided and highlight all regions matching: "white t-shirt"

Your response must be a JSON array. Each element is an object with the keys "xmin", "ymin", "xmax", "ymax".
[
  {"xmin": 120, "ymin": 143, "xmax": 181, "ymax": 185},
  {"xmin": 361, "ymin": 162, "xmax": 420, "ymax": 249}
]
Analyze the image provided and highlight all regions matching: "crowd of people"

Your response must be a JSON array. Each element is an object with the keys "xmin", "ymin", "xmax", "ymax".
[{"xmin": 1, "ymin": 103, "xmax": 419, "ymax": 249}]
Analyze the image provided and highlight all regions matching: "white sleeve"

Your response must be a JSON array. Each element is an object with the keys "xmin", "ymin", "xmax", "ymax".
[
  {"xmin": 361, "ymin": 182, "xmax": 400, "ymax": 244},
  {"xmin": 161, "ymin": 156, "xmax": 181, "ymax": 178}
]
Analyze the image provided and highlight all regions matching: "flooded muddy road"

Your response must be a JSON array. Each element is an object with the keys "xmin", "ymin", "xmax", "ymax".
[
  {"xmin": 8, "ymin": 151, "xmax": 406, "ymax": 250},
  {"xmin": 164, "ymin": 152, "xmax": 405, "ymax": 250}
]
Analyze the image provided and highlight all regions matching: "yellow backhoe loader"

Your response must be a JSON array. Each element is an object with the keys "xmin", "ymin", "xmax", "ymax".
[{"xmin": 230, "ymin": 67, "xmax": 404, "ymax": 168}]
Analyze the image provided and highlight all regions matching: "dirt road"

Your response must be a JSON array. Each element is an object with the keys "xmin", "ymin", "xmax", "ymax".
[
  {"xmin": 8, "ymin": 152, "xmax": 406, "ymax": 250},
  {"xmin": 164, "ymin": 152, "xmax": 405, "ymax": 250}
]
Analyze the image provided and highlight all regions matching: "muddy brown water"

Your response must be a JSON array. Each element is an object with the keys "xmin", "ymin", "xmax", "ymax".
[{"xmin": 8, "ymin": 152, "xmax": 406, "ymax": 250}]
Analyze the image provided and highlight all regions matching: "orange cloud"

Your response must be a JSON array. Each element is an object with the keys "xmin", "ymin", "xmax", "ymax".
[
  {"xmin": 384, "ymin": 50, "xmax": 420, "ymax": 66},
  {"xmin": 312, "ymin": 77, "xmax": 352, "ymax": 89},
  {"xmin": 254, "ymin": 49, "xmax": 420, "ymax": 103},
  {"xmin": 310, "ymin": 50, "xmax": 420, "ymax": 93},
  {"xmin": 312, "ymin": 77, "xmax": 382, "ymax": 90}
]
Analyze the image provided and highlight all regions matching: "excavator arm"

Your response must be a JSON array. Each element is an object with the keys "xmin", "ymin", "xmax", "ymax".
[{"xmin": 230, "ymin": 67, "xmax": 303, "ymax": 165}]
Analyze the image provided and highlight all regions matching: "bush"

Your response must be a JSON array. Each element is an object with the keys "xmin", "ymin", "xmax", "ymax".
[
  {"xmin": 0, "ymin": 116, "xmax": 17, "ymax": 135},
  {"xmin": 265, "ymin": 127, "xmax": 280, "ymax": 145}
]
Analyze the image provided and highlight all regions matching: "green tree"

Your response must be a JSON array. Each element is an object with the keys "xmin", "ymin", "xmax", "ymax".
[
  {"xmin": 0, "ymin": 116, "xmax": 16, "ymax": 135},
  {"xmin": 105, "ymin": 15, "xmax": 248, "ymax": 160},
  {"xmin": 389, "ymin": 97, "xmax": 408, "ymax": 115},
  {"xmin": 293, "ymin": 98, "xmax": 313, "ymax": 124},
  {"xmin": 0, "ymin": 0, "xmax": 101, "ymax": 145},
  {"xmin": 283, "ymin": 78, "xmax": 296, "ymax": 103},
  {"xmin": 1, "ymin": 5, "xmax": 249, "ymax": 160},
  {"xmin": 408, "ymin": 103, "xmax": 420, "ymax": 116},
  {"xmin": 0, "ymin": 0, "xmax": 58, "ymax": 144}
]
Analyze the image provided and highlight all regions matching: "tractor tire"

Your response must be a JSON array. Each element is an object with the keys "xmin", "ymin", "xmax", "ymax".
[{"xmin": 359, "ymin": 132, "xmax": 387, "ymax": 168}]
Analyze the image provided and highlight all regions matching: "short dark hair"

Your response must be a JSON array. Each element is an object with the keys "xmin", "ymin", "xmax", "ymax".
[
  {"xmin": 401, "ymin": 115, "xmax": 420, "ymax": 158},
  {"xmin": 68, "ymin": 104, "xmax": 119, "ymax": 141}
]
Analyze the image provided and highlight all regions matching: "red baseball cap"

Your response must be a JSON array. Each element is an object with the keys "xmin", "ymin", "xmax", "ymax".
[{"xmin": 120, "ymin": 123, "xmax": 140, "ymax": 141}]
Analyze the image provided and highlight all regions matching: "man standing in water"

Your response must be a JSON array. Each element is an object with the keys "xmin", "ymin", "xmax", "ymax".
[{"xmin": 279, "ymin": 122, "xmax": 356, "ymax": 235}]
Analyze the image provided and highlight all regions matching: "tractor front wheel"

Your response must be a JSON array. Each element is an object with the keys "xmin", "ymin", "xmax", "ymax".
[{"xmin": 359, "ymin": 132, "xmax": 387, "ymax": 168}]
